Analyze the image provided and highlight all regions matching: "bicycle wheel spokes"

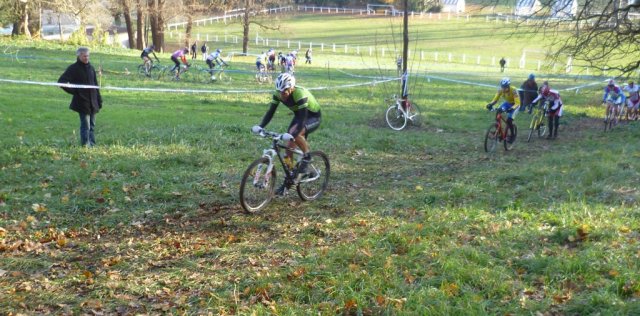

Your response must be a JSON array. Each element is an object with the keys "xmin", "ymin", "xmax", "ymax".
[
  {"xmin": 385, "ymin": 105, "xmax": 407, "ymax": 130},
  {"xmin": 484, "ymin": 124, "xmax": 499, "ymax": 153},
  {"xmin": 296, "ymin": 151, "xmax": 330, "ymax": 201},
  {"xmin": 407, "ymin": 103, "xmax": 422, "ymax": 127},
  {"xmin": 240, "ymin": 158, "xmax": 276, "ymax": 213},
  {"xmin": 218, "ymin": 71, "xmax": 232, "ymax": 84}
]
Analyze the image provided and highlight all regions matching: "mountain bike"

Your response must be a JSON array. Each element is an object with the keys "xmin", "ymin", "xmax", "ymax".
[
  {"xmin": 157, "ymin": 64, "xmax": 191, "ymax": 81},
  {"xmin": 603, "ymin": 99, "xmax": 620, "ymax": 132},
  {"xmin": 484, "ymin": 108, "xmax": 518, "ymax": 152},
  {"xmin": 384, "ymin": 95, "xmax": 421, "ymax": 131},
  {"xmin": 137, "ymin": 61, "xmax": 160, "ymax": 78},
  {"xmin": 526, "ymin": 99, "xmax": 548, "ymax": 142},
  {"xmin": 200, "ymin": 63, "xmax": 231, "ymax": 84},
  {"xmin": 239, "ymin": 129, "xmax": 330, "ymax": 213},
  {"xmin": 255, "ymin": 65, "xmax": 272, "ymax": 84}
]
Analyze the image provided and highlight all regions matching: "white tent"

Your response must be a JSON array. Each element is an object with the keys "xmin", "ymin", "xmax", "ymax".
[
  {"xmin": 441, "ymin": 0, "xmax": 466, "ymax": 13},
  {"xmin": 515, "ymin": 0, "xmax": 542, "ymax": 16},
  {"xmin": 551, "ymin": 0, "xmax": 578, "ymax": 18}
]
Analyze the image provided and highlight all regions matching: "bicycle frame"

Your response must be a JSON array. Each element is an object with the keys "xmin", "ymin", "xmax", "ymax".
[
  {"xmin": 257, "ymin": 132, "xmax": 304, "ymax": 189},
  {"xmin": 604, "ymin": 99, "xmax": 620, "ymax": 131},
  {"xmin": 494, "ymin": 111, "xmax": 507, "ymax": 140}
]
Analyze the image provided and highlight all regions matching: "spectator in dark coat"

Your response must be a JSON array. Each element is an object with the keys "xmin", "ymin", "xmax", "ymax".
[
  {"xmin": 191, "ymin": 41, "xmax": 197, "ymax": 60},
  {"xmin": 519, "ymin": 73, "xmax": 539, "ymax": 114},
  {"xmin": 58, "ymin": 47, "xmax": 103, "ymax": 147},
  {"xmin": 499, "ymin": 57, "xmax": 506, "ymax": 72}
]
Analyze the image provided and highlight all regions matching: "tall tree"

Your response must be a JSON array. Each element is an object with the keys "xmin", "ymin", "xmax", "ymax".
[
  {"xmin": 135, "ymin": 0, "xmax": 144, "ymax": 49},
  {"xmin": 119, "ymin": 0, "xmax": 135, "ymax": 48},
  {"xmin": 239, "ymin": 0, "xmax": 280, "ymax": 54},
  {"xmin": 148, "ymin": 0, "xmax": 165, "ymax": 51}
]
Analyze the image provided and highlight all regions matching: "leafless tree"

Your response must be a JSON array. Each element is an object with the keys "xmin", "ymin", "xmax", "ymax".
[
  {"xmin": 237, "ymin": 0, "xmax": 283, "ymax": 54},
  {"xmin": 516, "ymin": 0, "xmax": 640, "ymax": 77}
]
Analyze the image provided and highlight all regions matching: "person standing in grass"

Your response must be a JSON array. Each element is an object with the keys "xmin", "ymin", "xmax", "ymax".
[
  {"xmin": 305, "ymin": 48, "xmax": 312, "ymax": 64},
  {"xmin": 200, "ymin": 42, "xmax": 208, "ymax": 61},
  {"xmin": 519, "ymin": 73, "xmax": 538, "ymax": 114},
  {"xmin": 191, "ymin": 41, "xmax": 197, "ymax": 60},
  {"xmin": 58, "ymin": 47, "xmax": 103, "ymax": 147},
  {"xmin": 499, "ymin": 57, "xmax": 506, "ymax": 72}
]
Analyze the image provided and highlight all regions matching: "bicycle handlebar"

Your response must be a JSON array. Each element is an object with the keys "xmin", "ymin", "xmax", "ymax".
[{"xmin": 254, "ymin": 129, "xmax": 294, "ymax": 142}]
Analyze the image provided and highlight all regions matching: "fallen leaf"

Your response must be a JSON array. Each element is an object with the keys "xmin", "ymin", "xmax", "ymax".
[{"xmin": 31, "ymin": 203, "xmax": 47, "ymax": 212}]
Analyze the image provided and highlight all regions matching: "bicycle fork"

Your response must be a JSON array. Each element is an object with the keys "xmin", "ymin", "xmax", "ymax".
[{"xmin": 254, "ymin": 149, "xmax": 277, "ymax": 189}]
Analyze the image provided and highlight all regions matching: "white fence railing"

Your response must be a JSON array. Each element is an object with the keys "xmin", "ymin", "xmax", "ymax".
[
  {"xmin": 165, "ymin": 8, "xmax": 593, "ymax": 73},
  {"xmin": 167, "ymin": 6, "xmax": 294, "ymax": 31}
]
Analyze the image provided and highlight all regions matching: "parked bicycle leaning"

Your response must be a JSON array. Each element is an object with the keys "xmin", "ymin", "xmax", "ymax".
[
  {"xmin": 486, "ymin": 77, "xmax": 520, "ymax": 144},
  {"xmin": 252, "ymin": 73, "xmax": 322, "ymax": 196}
]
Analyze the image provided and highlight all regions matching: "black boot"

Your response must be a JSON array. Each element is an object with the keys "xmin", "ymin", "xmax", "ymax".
[{"xmin": 546, "ymin": 116, "xmax": 554, "ymax": 139}]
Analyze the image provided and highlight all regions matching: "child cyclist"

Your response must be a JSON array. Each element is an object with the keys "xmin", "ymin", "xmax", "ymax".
[
  {"xmin": 531, "ymin": 83, "xmax": 563, "ymax": 139},
  {"xmin": 486, "ymin": 78, "xmax": 521, "ymax": 143},
  {"xmin": 623, "ymin": 80, "xmax": 639, "ymax": 120}
]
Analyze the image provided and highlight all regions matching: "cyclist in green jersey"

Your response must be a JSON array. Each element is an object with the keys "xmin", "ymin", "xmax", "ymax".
[{"xmin": 252, "ymin": 73, "xmax": 322, "ymax": 195}]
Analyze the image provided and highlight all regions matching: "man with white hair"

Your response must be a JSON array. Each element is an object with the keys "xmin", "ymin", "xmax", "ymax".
[{"xmin": 58, "ymin": 47, "xmax": 103, "ymax": 147}]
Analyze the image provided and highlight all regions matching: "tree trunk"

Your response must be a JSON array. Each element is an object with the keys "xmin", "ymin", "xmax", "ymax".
[
  {"xmin": 136, "ymin": 0, "xmax": 144, "ymax": 49},
  {"xmin": 242, "ymin": 4, "xmax": 250, "ymax": 54},
  {"xmin": 185, "ymin": 14, "xmax": 193, "ymax": 47},
  {"xmin": 148, "ymin": 0, "xmax": 165, "ymax": 51},
  {"xmin": 12, "ymin": 1, "xmax": 31, "ymax": 37},
  {"xmin": 121, "ymin": 0, "xmax": 135, "ymax": 49}
]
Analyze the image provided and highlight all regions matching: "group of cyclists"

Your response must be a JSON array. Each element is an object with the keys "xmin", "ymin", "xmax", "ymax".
[
  {"xmin": 603, "ymin": 79, "xmax": 640, "ymax": 122},
  {"xmin": 140, "ymin": 44, "xmax": 227, "ymax": 80},
  {"xmin": 140, "ymin": 44, "xmax": 315, "ymax": 81},
  {"xmin": 486, "ymin": 75, "xmax": 640, "ymax": 142}
]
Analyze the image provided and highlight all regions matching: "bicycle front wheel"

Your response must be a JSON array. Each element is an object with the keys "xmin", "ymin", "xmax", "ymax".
[
  {"xmin": 484, "ymin": 124, "xmax": 499, "ymax": 153},
  {"xmin": 385, "ymin": 105, "xmax": 407, "ymax": 130},
  {"xmin": 407, "ymin": 103, "xmax": 422, "ymax": 127},
  {"xmin": 296, "ymin": 151, "xmax": 330, "ymax": 201},
  {"xmin": 218, "ymin": 71, "xmax": 232, "ymax": 84},
  {"xmin": 239, "ymin": 158, "xmax": 276, "ymax": 214},
  {"xmin": 527, "ymin": 114, "xmax": 545, "ymax": 142}
]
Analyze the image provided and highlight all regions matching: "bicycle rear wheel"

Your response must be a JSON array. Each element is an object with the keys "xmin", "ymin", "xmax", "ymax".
[
  {"xmin": 484, "ymin": 124, "xmax": 499, "ymax": 153},
  {"xmin": 504, "ymin": 124, "xmax": 517, "ymax": 151},
  {"xmin": 200, "ymin": 69, "xmax": 214, "ymax": 83},
  {"xmin": 296, "ymin": 151, "xmax": 330, "ymax": 201},
  {"xmin": 385, "ymin": 105, "xmax": 407, "ymax": 130},
  {"xmin": 239, "ymin": 157, "xmax": 276, "ymax": 213}
]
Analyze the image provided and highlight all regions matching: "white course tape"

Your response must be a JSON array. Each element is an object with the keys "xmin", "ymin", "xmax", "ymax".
[{"xmin": 0, "ymin": 77, "xmax": 395, "ymax": 94}]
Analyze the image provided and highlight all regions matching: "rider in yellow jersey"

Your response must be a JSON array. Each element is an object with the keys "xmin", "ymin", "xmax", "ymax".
[{"xmin": 486, "ymin": 78, "xmax": 521, "ymax": 143}]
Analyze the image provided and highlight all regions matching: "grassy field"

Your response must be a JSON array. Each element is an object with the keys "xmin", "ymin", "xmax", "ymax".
[{"xmin": 1, "ymin": 13, "xmax": 640, "ymax": 315}]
